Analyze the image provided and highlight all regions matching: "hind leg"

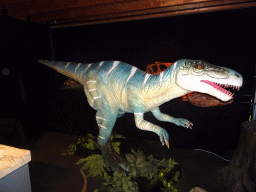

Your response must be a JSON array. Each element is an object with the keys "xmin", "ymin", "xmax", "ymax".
[
  {"xmin": 84, "ymin": 76, "xmax": 130, "ymax": 171},
  {"xmin": 96, "ymin": 109, "xmax": 130, "ymax": 172}
]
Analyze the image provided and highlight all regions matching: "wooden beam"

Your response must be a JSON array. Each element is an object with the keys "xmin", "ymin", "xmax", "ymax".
[
  {"xmin": 48, "ymin": 0, "xmax": 256, "ymax": 27},
  {"xmin": 33, "ymin": 0, "xmax": 256, "ymax": 27},
  {"xmin": 1, "ymin": 0, "xmax": 256, "ymax": 27},
  {"xmin": 1, "ymin": 0, "xmax": 135, "ymax": 21}
]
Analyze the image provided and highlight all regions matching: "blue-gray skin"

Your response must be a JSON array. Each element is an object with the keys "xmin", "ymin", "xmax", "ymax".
[{"xmin": 38, "ymin": 59, "xmax": 243, "ymax": 172}]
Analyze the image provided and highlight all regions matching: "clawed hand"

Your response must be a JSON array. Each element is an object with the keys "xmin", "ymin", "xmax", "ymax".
[{"xmin": 174, "ymin": 118, "xmax": 193, "ymax": 129}]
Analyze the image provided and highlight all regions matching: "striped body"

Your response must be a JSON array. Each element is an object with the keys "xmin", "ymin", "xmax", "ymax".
[{"xmin": 39, "ymin": 60, "xmax": 184, "ymax": 114}]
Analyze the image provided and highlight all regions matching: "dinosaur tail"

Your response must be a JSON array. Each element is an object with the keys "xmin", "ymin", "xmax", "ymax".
[{"xmin": 38, "ymin": 60, "xmax": 86, "ymax": 84}]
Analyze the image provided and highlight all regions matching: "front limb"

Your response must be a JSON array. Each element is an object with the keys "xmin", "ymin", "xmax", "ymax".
[
  {"xmin": 134, "ymin": 112, "xmax": 169, "ymax": 148},
  {"xmin": 151, "ymin": 107, "xmax": 193, "ymax": 129}
]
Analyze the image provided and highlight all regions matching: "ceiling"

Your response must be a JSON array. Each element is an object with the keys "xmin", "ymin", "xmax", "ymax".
[{"xmin": 1, "ymin": 0, "xmax": 256, "ymax": 28}]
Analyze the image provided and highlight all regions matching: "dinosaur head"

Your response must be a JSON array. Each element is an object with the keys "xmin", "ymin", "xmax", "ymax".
[{"xmin": 174, "ymin": 59, "xmax": 243, "ymax": 102}]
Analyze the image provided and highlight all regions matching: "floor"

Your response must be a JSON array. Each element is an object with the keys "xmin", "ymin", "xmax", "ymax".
[
  {"xmin": 27, "ymin": 132, "xmax": 235, "ymax": 192},
  {"xmin": 28, "ymin": 132, "xmax": 107, "ymax": 192}
]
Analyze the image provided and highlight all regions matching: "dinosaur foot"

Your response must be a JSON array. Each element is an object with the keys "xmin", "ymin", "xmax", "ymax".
[{"xmin": 101, "ymin": 141, "xmax": 132, "ymax": 173}]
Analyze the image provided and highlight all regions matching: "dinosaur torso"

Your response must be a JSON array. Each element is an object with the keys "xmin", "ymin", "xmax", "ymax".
[
  {"xmin": 41, "ymin": 60, "xmax": 189, "ymax": 113},
  {"xmin": 39, "ymin": 59, "xmax": 243, "ymax": 172}
]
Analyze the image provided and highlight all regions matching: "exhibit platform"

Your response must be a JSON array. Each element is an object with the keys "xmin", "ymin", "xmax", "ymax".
[
  {"xmin": 27, "ymin": 132, "xmax": 236, "ymax": 192},
  {"xmin": 0, "ymin": 144, "xmax": 31, "ymax": 192}
]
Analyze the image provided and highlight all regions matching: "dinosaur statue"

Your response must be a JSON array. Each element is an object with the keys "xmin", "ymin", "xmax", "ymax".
[{"xmin": 38, "ymin": 59, "xmax": 243, "ymax": 172}]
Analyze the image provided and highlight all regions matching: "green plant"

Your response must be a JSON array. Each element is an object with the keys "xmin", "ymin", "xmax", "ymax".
[
  {"xmin": 150, "ymin": 157, "xmax": 179, "ymax": 183},
  {"xmin": 77, "ymin": 154, "xmax": 111, "ymax": 177},
  {"xmin": 126, "ymin": 148, "xmax": 180, "ymax": 191},
  {"xmin": 61, "ymin": 134, "xmax": 120, "ymax": 155},
  {"xmin": 159, "ymin": 170, "xmax": 180, "ymax": 192},
  {"xmin": 94, "ymin": 170, "xmax": 139, "ymax": 192},
  {"xmin": 111, "ymin": 135, "xmax": 121, "ymax": 154},
  {"xmin": 62, "ymin": 134, "xmax": 180, "ymax": 192},
  {"xmin": 126, "ymin": 148, "xmax": 158, "ymax": 179},
  {"xmin": 61, "ymin": 143, "xmax": 77, "ymax": 155}
]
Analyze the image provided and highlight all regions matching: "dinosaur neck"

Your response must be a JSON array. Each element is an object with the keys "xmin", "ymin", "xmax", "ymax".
[{"xmin": 142, "ymin": 64, "xmax": 190, "ymax": 109}]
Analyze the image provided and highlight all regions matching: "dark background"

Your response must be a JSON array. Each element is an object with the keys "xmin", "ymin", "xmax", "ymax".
[{"xmin": 1, "ymin": 7, "xmax": 255, "ymax": 156}]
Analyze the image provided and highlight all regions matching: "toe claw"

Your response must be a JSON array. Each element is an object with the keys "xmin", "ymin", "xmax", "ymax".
[{"xmin": 165, "ymin": 141, "xmax": 169, "ymax": 148}]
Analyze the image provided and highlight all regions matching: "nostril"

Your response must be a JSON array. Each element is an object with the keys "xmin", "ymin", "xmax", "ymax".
[{"xmin": 235, "ymin": 73, "xmax": 240, "ymax": 78}]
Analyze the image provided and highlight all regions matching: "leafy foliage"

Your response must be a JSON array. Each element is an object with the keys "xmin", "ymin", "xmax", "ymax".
[
  {"xmin": 126, "ymin": 148, "xmax": 180, "ymax": 192},
  {"xmin": 94, "ymin": 170, "xmax": 139, "ymax": 192},
  {"xmin": 61, "ymin": 143, "xmax": 77, "ymax": 155},
  {"xmin": 126, "ymin": 148, "xmax": 158, "ymax": 179},
  {"xmin": 62, "ymin": 134, "xmax": 180, "ymax": 192},
  {"xmin": 76, "ymin": 154, "xmax": 110, "ymax": 177},
  {"xmin": 61, "ymin": 133, "xmax": 120, "ymax": 155}
]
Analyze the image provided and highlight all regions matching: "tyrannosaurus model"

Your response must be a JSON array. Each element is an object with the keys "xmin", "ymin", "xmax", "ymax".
[{"xmin": 38, "ymin": 59, "xmax": 243, "ymax": 172}]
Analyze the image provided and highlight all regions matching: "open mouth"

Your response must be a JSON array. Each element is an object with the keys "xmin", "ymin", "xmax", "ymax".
[{"xmin": 200, "ymin": 80, "xmax": 240, "ymax": 98}]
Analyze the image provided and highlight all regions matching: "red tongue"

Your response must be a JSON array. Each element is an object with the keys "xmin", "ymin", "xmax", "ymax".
[{"xmin": 200, "ymin": 80, "xmax": 233, "ymax": 97}]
